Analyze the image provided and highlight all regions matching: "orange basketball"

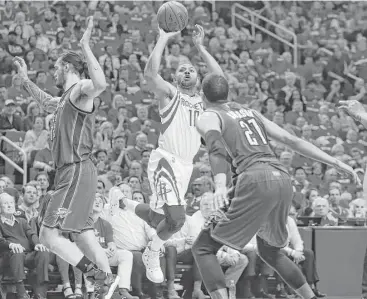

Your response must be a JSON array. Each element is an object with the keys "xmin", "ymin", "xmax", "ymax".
[{"xmin": 157, "ymin": 1, "xmax": 188, "ymax": 32}]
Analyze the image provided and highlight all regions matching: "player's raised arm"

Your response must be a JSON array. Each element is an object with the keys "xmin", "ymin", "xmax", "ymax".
[
  {"xmin": 196, "ymin": 111, "xmax": 228, "ymax": 209},
  {"xmin": 13, "ymin": 57, "xmax": 58, "ymax": 113},
  {"xmin": 193, "ymin": 25, "xmax": 224, "ymax": 77},
  {"xmin": 144, "ymin": 28, "xmax": 179, "ymax": 98},
  {"xmin": 339, "ymin": 100, "xmax": 367, "ymax": 128},
  {"xmin": 256, "ymin": 111, "xmax": 361, "ymax": 184},
  {"xmin": 79, "ymin": 17, "xmax": 107, "ymax": 99}
]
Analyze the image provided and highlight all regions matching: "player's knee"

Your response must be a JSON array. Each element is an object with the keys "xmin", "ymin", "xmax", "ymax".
[
  {"xmin": 166, "ymin": 213, "xmax": 185, "ymax": 234},
  {"xmin": 165, "ymin": 206, "xmax": 186, "ymax": 234},
  {"xmin": 39, "ymin": 226, "xmax": 58, "ymax": 250}
]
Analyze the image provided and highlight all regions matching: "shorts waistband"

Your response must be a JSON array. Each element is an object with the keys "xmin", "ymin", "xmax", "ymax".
[
  {"xmin": 57, "ymin": 158, "xmax": 93, "ymax": 171},
  {"xmin": 156, "ymin": 148, "xmax": 192, "ymax": 165}
]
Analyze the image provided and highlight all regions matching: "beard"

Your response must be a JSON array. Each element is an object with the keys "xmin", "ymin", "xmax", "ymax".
[
  {"xmin": 177, "ymin": 77, "xmax": 196, "ymax": 90},
  {"xmin": 56, "ymin": 72, "xmax": 64, "ymax": 89}
]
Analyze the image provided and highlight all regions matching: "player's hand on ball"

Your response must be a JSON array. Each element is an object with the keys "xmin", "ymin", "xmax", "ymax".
[
  {"xmin": 158, "ymin": 26, "xmax": 180, "ymax": 41},
  {"xmin": 213, "ymin": 186, "xmax": 229, "ymax": 210},
  {"xmin": 339, "ymin": 100, "xmax": 366, "ymax": 120},
  {"xmin": 192, "ymin": 24, "xmax": 205, "ymax": 47},
  {"xmin": 13, "ymin": 57, "xmax": 29, "ymax": 80},
  {"xmin": 80, "ymin": 16, "xmax": 94, "ymax": 47},
  {"xmin": 335, "ymin": 160, "xmax": 361, "ymax": 186}
]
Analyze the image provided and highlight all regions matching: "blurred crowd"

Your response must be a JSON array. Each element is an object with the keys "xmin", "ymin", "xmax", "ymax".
[{"xmin": 0, "ymin": 0, "xmax": 367, "ymax": 299}]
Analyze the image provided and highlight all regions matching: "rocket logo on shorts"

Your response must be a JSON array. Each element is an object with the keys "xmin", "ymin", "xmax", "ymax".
[
  {"xmin": 55, "ymin": 208, "xmax": 71, "ymax": 219},
  {"xmin": 156, "ymin": 179, "xmax": 172, "ymax": 201}
]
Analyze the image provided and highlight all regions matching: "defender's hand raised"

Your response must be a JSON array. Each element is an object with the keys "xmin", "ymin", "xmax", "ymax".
[
  {"xmin": 192, "ymin": 25, "xmax": 205, "ymax": 47},
  {"xmin": 339, "ymin": 99, "xmax": 366, "ymax": 120},
  {"xmin": 13, "ymin": 56, "xmax": 29, "ymax": 80},
  {"xmin": 80, "ymin": 16, "xmax": 94, "ymax": 47}
]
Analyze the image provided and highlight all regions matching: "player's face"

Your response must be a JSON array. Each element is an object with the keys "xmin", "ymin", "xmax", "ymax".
[
  {"xmin": 176, "ymin": 64, "xmax": 198, "ymax": 89},
  {"xmin": 54, "ymin": 58, "xmax": 66, "ymax": 89}
]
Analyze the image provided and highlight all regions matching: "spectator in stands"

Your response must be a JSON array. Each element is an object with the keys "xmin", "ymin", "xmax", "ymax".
[
  {"xmin": 328, "ymin": 187, "xmax": 349, "ymax": 219},
  {"xmin": 164, "ymin": 216, "xmax": 206, "ymax": 299},
  {"xmin": 190, "ymin": 193, "xmax": 248, "ymax": 291},
  {"xmin": 280, "ymin": 207, "xmax": 325, "ymax": 298},
  {"xmin": 0, "ymin": 193, "xmax": 49, "ymax": 299},
  {"xmin": 186, "ymin": 176, "xmax": 214, "ymax": 216},
  {"xmin": 132, "ymin": 191, "xmax": 147, "ymax": 204},
  {"xmin": 127, "ymin": 133, "xmax": 148, "ymax": 162},
  {"xmin": 17, "ymin": 184, "xmax": 39, "ymax": 222},
  {"xmin": 0, "ymin": 99, "xmax": 23, "ymax": 131},
  {"xmin": 22, "ymin": 116, "xmax": 48, "ymax": 159},
  {"xmin": 107, "ymin": 186, "xmax": 158, "ymax": 299},
  {"xmin": 35, "ymin": 172, "xmax": 50, "ymax": 197},
  {"xmin": 348, "ymin": 198, "xmax": 367, "ymax": 218},
  {"xmin": 0, "ymin": 178, "xmax": 6, "ymax": 194},
  {"xmin": 83, "ymin": 193, "xmax": 137, "ymax": 299},
  {"xmin": 23, "ymin": 101, "xmax": 41, "ymax": 132},
  {"xmin": 311, "ymin": 197, "xmax": 338, "ymax": 226}
]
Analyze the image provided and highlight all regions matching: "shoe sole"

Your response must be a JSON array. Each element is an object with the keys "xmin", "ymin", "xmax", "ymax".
[
  {"xmin": 104, "ymin": 275, "xmax": 120, "ymax": 299},
  {"xmin": 142, "ymin": 253, "xmax": 164, "ymax": 283}
]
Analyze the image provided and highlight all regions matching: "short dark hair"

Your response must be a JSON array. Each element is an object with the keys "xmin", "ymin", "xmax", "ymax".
[
  {"xmin": 60, "ymin": 51, "xmax": 89, "ymax": 78},
  {"xmin": 202, "ymin": 73, "xmax": 229, "ymax": 103},
  {"xmin": 36, "ymin": 70, "xmax": 46, "ymax": 78}
]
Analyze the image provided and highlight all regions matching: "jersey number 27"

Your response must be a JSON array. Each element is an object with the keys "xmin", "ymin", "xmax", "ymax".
[{"xmin": 239, "ymin": 118, "xmax": 267, "ymax": 146}]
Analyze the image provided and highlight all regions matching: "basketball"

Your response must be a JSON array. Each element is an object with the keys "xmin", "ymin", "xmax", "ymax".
[{"xmin": 157, "ymin": 1, "xmax": 188, "ymax": 32}]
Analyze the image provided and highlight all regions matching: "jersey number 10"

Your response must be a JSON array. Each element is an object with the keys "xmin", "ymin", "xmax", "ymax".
[
  {"xmin": 239, "ymin": 118, "xmax": 268, "ymax": 146},
  {"xmin": 189, "ymin": 109, "xmax": 200, "ymax": 127}
]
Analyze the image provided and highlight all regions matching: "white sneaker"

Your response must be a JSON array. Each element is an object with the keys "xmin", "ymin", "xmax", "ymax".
[{"xmin": 142, "ymin": 246, "xmax": 164, "ymax": 283}]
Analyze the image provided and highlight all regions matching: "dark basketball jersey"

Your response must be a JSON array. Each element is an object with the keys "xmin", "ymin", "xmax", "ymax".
[
  {"xmin": 207, "ymin": 102, "xmax": 286, "ymax": 174},
  {"xmin": 49, "ymin": 84, "xmax": 95, "ymax": 168}
]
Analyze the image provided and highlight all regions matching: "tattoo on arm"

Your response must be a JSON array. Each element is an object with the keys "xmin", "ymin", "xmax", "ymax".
[{"xmin": 23, "ymin": 79, "xmax": 57, "ymax": 113}]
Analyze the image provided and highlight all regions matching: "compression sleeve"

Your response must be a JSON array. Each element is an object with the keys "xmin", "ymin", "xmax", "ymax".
[{"xmin": 204, "ymin": 130, "xmax": 228, "ymax": 175}]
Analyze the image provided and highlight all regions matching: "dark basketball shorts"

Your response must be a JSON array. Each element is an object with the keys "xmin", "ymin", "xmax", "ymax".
[
  {"xmin": 39, "ymin": 159, "xmax": 97, "ymax": 233},
  {"xmin": 210, "ymin": 164, "xmax": 293, "ymax": 251}
]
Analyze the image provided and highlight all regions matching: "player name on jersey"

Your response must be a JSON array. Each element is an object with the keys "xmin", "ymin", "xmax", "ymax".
[{"xmin": 227, "ymin": 109, "xmax": 255, "ymax": 120}]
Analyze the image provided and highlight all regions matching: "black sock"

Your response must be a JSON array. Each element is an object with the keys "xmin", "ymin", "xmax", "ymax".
[
  {"xmin": 76, "ymin": 255, "xmax": 94, "ymax": 273},
  {"xmin": 16, "ymin": 281, "xmax": 27, "ymax": 296}
]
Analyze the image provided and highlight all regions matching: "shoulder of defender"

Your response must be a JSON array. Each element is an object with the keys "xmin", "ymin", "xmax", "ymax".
[{"xmin": 196, "ymin": 110, "xmax": 221, "ymax": 134}]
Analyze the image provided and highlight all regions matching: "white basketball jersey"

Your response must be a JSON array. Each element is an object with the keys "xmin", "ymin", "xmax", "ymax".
[{"xmin": 158, "ymin": 89, "xmax": 204, "ymax": 162}]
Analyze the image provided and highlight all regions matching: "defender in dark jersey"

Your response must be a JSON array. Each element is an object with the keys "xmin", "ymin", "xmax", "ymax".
[
  {"xmin": 338, "ymin": 99, "xmax": 367, "ymax": 299},
  {"xmin": 192, "ymin": 73, "xmax": 360, "ymax": 299},
  {"xmin": 14, "ymin": 17, "xmax": 119, "ymax": 299}
]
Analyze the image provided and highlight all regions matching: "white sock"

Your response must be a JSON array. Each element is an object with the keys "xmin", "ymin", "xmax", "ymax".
[{"xmin": 150, "ymin": 234, "xmax": 165, "ymax": 251}]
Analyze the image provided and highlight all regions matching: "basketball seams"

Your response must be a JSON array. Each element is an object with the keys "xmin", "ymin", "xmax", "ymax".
[
  {"xmin": 164, "ymin": 3, "xmax": 171, "ymax": 32},
  {"xmin": 177, "ymin": 3, "xmax": 189, "ymax": 26},
  {"xmin": 157, "ymin": 1, "xmax": 188, "ymax": 32},
  {"xmin": 167, "ymin": 2, "xmax": 182, "ymax": 31}
]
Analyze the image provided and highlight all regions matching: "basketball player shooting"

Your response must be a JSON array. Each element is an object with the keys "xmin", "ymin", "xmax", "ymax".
[
  {"xmin": 13, "ymin": 17, "xmax": 118, "ymax": 299},
  {"xmin": 338, "ymin": 99, "xmax": 367, "ymax": 299},
  {"xmin": 192, "ymin": 74, "xmax": 360, "ymax": 299},
  {"xmin": 117, "ymin": 24, "xmax": 223, "ymax": 283}
]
